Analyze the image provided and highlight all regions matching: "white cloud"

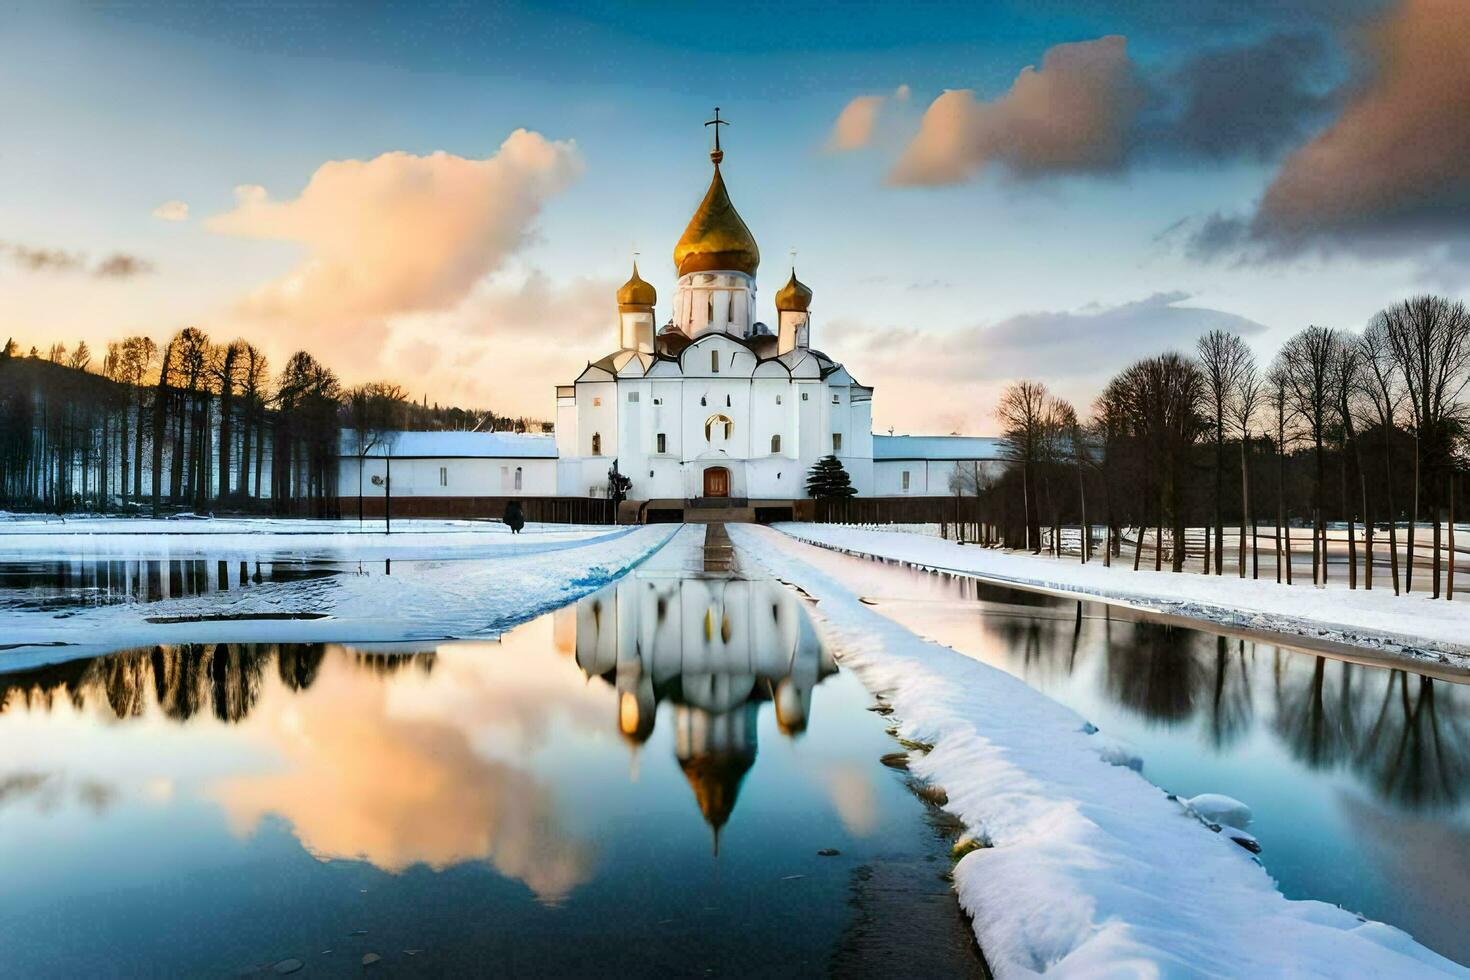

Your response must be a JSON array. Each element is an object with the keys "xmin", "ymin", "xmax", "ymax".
[
  {"xmin": 151, "ymin": 200, "xmax": 190, "ymax": 222},
  {"xmin": 208, "ymin": 129, "xmax": 581, "ymax": 323}
]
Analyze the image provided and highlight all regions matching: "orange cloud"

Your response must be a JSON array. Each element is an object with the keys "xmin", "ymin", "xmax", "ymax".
[
  {"xmin": 889, "ymin": 37, "xmax": 1138, "ymax": 185},
  {"xmin": 1258, "ymin": 0, "xmax": 1470, "ymax": 235},
  {"xmin": 209, "ymin": 129, "xmax": 581, "ymax": 322},
  {"xmin": 214, "ymin": 645, "xmax": 599, "ymax": 902},
  {"xmin": 827, "ymin": 85, "xmax": 910, "ymax": 153}
]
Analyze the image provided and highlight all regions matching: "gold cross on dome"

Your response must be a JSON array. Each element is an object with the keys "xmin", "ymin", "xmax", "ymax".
[{"xmin": 705, "ymin": 107, "xmax": 729, "ymax": 162}]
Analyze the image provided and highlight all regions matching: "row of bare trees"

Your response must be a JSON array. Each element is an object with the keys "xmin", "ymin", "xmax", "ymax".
[
  {"xmin": 982, "ymin": 295, "xmax": 1469, "ymax": 598},
  {"xmin": 1, "ymin": 329, "xmax": 547, "ymax": 517}
]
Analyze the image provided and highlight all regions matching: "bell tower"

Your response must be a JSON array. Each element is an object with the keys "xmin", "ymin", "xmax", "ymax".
[{"xmin": 616, "ymin": 260, "xmax": 656, "ymax": 353}]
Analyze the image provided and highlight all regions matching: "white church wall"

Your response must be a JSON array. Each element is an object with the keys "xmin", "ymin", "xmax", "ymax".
[{"xmin": 338, "ymin": 456, "xmax": 558, "ymax": 498}]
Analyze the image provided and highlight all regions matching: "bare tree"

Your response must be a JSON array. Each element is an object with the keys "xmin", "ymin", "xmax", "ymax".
[
  {"xmin": 1266, "ymin": 365, "xmax": 1295, "ymax": 584},
  {"xmin": 1279, "ymin": 326, "xmax": 1340, "ymax": 586},
  {"xmin": 996, "ymin": 380, "xmax": 1049, "ymax": 551},
  {"xmin": 1230, "ymin": 351, "xmax": 1263, "ymax": 578},
  {"xmin": 1198, "ymin": 331, "xmax": 1250, "ymax": 574},
  {"xmin": 344, "ymin": 381, "xmax": 407, "ymax": 525},
  {"xmin": 1380, "ymin": 295, "xmax": 1470, "ymax": 598},
  {"xmin": 1360, "ymin": 318, "xmax": 1404, "ymax": 594}
]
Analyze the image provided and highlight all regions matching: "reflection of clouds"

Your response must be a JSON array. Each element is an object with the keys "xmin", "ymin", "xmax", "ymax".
[
  {"xmin": 822, "ymin": 764, "xmax": 880, "ymax": 838},
  {"xmin": 214, "ymin": 654, "xmax": 595, "ymax": 903},
  {"xmin": 383, "ymin": 638, "xmax": 608, "ymax": 756},
  {"xmin": 0, "ymin": 770, "xmax": 118, "ymax": 814},
  {"xmin": 1339, "ymin": 792, "xmax": 1470, "ymax": 966}
]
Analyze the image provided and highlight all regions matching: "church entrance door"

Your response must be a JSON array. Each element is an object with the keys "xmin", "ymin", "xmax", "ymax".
[{"xmin": 703, "ymin": 466, "xmax": 730, "ymax": 498}]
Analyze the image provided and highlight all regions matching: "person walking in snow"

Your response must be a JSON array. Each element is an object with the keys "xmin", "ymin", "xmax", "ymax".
[{"xmin": 504, "ymin": 499, "xmax": 525, "ymax": 534}]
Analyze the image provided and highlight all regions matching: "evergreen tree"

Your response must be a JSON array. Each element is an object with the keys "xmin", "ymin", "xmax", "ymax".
[{"xmin": 805, "ymin": 455, "xmax": 856, "ymax": 499}]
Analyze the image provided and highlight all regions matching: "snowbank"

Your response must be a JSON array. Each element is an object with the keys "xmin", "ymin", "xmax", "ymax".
[
  {"xmin": 0, "ymin": 516, "xmax": 610, "ymax": 561},
  {"xmin": 775, "ymin": 524, "xmax": 1470, "ymax": 669},
  {"xmin": 731, "ymin": 524, "xmax": 1466, "ymax": 977},
  {"xmin": 0, "ymin": 525, "xmax": 677, "ymax": 672}
]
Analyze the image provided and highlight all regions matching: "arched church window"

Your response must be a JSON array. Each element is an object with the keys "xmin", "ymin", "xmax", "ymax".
[
  {"xmin": 711, "ymin": 350, "xmax": 720, "ymax": 372},
  {"xmin": 707, "ymin": 294, "xmax": 714, "ymax": 323},
  {"xmin": 592, "ymin": 433, "xmax": 602, "ymax": 456},
  {"xmin": 725, "ymin": 394, "xmax": 731, "ymax": 407},
  {"xmin": 700, "ymin": 395, "xmax": 707, "ymax": 406},
  {"xmin": 704, "ymin": 414, "xmax": 734, "ymax": 442},
  {"xmin": 771, "ymin": 434, "xmax": 781, "ymax": 454},
  {"xmin": 514, "ymin": 467, "xmax": 523, "ymax": 490}
]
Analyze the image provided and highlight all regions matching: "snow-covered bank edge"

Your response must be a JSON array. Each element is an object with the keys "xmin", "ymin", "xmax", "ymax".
[
  {"xmin": 0, "ymin": 517, "xmax": 614, "ymax": 561},
  {"xmin": 775, "ymin": 524, "xmax": 1470, "ymax": 673},
  {"xmin": 731, "ymin": 525, "xmax": 1467, "ymax": 978},
  {"xmin": 0, "ymin": 525, "xmax": 678, "ymax": 674}
]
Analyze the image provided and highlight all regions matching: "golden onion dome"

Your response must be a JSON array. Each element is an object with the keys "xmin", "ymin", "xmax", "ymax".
[
  {"xmin": 775, "ymin": 268, "xmax": 812, "ymax": 312},
  {"xmin": 673, "ymin": 164, "xmax": 760, "ymax": 278},
  {"xmin": 616, "ymin": 262, "xmax": 656, "ymax": 308}
]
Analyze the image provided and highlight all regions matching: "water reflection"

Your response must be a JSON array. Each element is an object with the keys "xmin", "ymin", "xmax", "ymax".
[
  {"xmin": 970, "ymin": 605, "xmax": 1470, "ymax": 813},
  {"xmin": 0, "ymin": 558, "xmax": 338, "ymax": 613},
  {"xmin": 0, "ymin": 573, "xmax": 839, "ymax": 879},
  {"xmin": 572, "ymin": 573, "xmax": 837, "ymax": 848}
]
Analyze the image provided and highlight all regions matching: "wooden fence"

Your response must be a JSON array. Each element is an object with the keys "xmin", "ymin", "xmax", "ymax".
[{"xmin": 335, "ymin": 495, "xmax": 615, "ymax": 524}]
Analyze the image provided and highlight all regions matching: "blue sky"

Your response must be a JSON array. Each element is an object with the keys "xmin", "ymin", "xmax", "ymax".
[{"xmin": 2, "ymin": 0, "xmax": 1464, "ymax": 433}]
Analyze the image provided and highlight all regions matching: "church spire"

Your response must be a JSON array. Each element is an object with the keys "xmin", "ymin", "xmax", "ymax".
[{"xmin": 673, "ymin": 108, "xmax": 760, "ymax": 278}]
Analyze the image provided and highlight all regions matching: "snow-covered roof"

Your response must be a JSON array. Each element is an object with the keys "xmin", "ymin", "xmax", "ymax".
[
  {"xmin": 340, "ymin": 430, "xmax": 558, "ymax": 459},
  {"xmin": 873, "ymin": 434, "xmax": 1008, "ymax": 461}
]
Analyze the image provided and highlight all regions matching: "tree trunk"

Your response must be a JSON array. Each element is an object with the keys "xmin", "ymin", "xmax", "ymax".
[
  {"xmin": 1448, "ymin": 472, "xmax": 1456, "ymax": 601},
  {"xmin": 1407, "ymin": 438, "xmax": 1419, "ymax": 592}
]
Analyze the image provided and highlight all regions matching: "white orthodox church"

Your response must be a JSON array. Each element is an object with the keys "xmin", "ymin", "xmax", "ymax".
[
  {"xmin": 555, "ymin": 117, "xmax": 879, "ymax": 509},
  {"xmin": 338, "ymin": 115, "xmax": 1005, "ymax": 518}
]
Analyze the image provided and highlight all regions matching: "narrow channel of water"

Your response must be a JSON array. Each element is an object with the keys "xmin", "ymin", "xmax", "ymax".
[
  {"xmin": 0, "ymin": 528, "xmax": 983, "ymax": 977},
  {"xmin": 778, "ymin": 536, "xmax": 1470, "ymax": 966}
]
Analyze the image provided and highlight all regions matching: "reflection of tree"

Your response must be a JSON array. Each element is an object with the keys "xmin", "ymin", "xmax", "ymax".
[
  {"xmin": 1274, "ymin": 658, "xmax": 1360, "ymax": 768},
  {"xmin": 1103, "ymin": 623, "xmax": 1208, "ymax": 724},
  {"xmin": 208, "ymin": 644, "xmax": 266, "ymax": 723},
  {"xmin": 1354, "ymin": 672, "xmax": 1469, "ymax": 810},
  {"xmin": 277, "ymin": 644, "xmax": 326, "ymax": 691},
  {"xmin": 1271, "ymin": 657, "xmax": 1470, "ymax": 811},
  {"xmin": 0, "ymin": 643, "xmax": 433, "ymax": 724},
  {"xmin": 1205, "ymin": 637, "xmax": 1254, "ymax": 750}
]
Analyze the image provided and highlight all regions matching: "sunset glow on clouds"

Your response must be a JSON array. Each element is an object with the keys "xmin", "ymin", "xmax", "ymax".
[{"xmin": 2, "ymin": 0, "xmax": 1466, "ymax": 433}]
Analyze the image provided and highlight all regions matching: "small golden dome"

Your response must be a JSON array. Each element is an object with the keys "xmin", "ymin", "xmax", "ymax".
[
  {"xmin": 673, "ymin": 165, "xmax": 760, "ymax": 278},
  {"xmin": 775, "ymin": 269, "xmax": 812, "ymax": 312},
  {"xmin": 616, "ymin": 262, "xmax": 656, "ymax": 308}
]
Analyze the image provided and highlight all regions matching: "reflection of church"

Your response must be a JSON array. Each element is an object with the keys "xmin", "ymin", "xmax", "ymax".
[
  {"xmin": 567, "ymin": 572, "xmax": 837, "ymax": 850},
  {"xmin": 554, "ymin": 111, "xmax": 875, "ymax": 511}
]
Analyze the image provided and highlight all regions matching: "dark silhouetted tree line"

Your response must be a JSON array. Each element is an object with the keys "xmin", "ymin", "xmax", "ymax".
[
  {"xmin": 969, "ymin": 295, "xmax": 1469, "ymax": 599},
  {"xmin": 1, "ymin": 327, "xmax": 545, "ymax": 517}
]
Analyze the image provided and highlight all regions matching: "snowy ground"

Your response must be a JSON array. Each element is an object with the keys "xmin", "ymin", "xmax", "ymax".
[
  {"xmin": 774, "ymin": 523, "xmax": 1470, "ymax": 670},
  {"xmin": 0, "ymin": 515, "xmax": 610, "ymax": 561},
  {"xmin": 0, "ymin": 523, "xmax": 677, "ymax": 672},
  {"xmin": 732, "ymin": 524, "xmax": 1468, "ymax": 978}
]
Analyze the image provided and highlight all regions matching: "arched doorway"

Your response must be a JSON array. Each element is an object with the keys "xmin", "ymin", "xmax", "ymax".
[{"xmin": 703, "ymin": 466, "xmax": 730, "ymax": 498}]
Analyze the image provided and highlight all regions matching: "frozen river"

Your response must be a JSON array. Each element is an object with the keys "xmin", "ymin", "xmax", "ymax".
[
  {"xmin": 0, "ymin": 527, "xmax": 983, "ymax": 977},
  {"xmin": 1, "ymin": 522, "xmax": 1466, "ymax": 973}
]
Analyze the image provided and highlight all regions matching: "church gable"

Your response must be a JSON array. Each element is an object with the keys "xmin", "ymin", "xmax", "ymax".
[
  {"xmin": 752, "ymin": 359, "xmax": 790, "ymax": 379},
  {"xmin": 645, "ymin": 358, "xmax": 684, "ymax": 379},
  {"xmin": 680, "ymin": 333, "xmax": 756, "ymax": 377},
  {"xmin": 575, "ymin": 363, "xmax": 615, "ymax": 383}
]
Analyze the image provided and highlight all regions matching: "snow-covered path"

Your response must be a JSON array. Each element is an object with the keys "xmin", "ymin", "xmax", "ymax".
[
  {"xmin": 774, "ymin": 523, "xmax": 1470, "ymax": 671},
  {"xmin": 0, "ymin": 524, "xmax": 678, "ymax": 672},
  {"xmin": 732, "ymin": 524, "xmax": 1467, "ymax": 978}
]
